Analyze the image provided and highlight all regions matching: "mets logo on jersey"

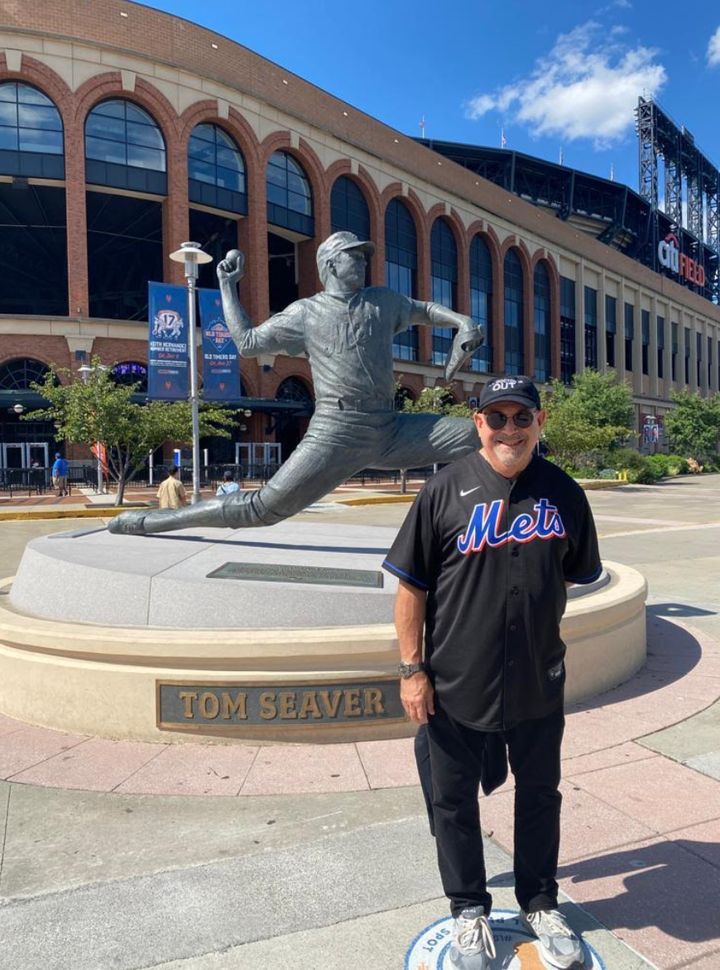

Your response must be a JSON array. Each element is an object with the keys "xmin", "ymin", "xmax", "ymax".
[
  {"xmin": 204, "ymin": 318, "xmax": 233, "ymax": 350},
  {"xmin": 457, "ymin": 498, "xmax": 566, "ymax": 554}
]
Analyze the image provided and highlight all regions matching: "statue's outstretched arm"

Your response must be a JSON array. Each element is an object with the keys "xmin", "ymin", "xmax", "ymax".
[{"xmin": 410, "ymin": 301, "xmax": 485, "ymax": 382}]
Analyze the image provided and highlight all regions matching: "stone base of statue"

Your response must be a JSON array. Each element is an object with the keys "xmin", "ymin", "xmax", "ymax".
[{"xmin": 0, "ymin": 523, "xmax": 647, "ymax": 743}]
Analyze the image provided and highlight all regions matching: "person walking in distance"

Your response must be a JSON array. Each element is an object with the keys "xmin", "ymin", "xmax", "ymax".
[
  {"xmin": 51, "ymin": 452, "xmax": 69, "ymax": 498},
  {"xmin": 156, "ymin": 466, "xmax": 187, "ymax": 510},
  {"xmin": 216, "ymin": 470, "xmax": 240, "ymax": 496},
  {"xmin": 383, "ymin": 375, "xmax": 601, "ymax": 970}
]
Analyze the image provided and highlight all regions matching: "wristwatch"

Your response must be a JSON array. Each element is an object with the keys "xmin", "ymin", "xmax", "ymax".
[{"xmin": 397, "ymin": 661, "xmax": 426, "ymax": 679}]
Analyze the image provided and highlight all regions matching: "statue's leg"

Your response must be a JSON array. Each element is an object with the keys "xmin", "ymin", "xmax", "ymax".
[
  {"xmin": 374, "ymin": 412, "xmax": 478, "ymax": 470},
  {"xmin": 109, "ymin": 415, "xmax": 371, "ymax": 536}
]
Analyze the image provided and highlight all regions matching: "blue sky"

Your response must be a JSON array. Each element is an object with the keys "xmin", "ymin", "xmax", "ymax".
[{"xmin": 141, "ymin": 0, "xmax": 720, "ymax": 193}]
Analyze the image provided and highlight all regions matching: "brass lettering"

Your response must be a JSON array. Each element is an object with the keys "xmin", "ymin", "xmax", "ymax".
[
  {"xmin": 259, "ymin": 691, "xmax": 277, "ymax": 720},
  {"xmin": 298, "ymin": 692, "xmax": 322, "ymax": 719},
  {"xmin": 278, "ymin": 691, "xmax": 298, "ymax": 719},
  {"xmin": 179, "ymin": 691, "xmax": 197, "ymax": 719},
  {"xmin": 318, "ymin": 689, "xmax": 343, "ymax": 718},
  {"xmin": 220, "ymin": 691, "xmax": 248, "ymax": 720},
  {"xmin": 343, "ymin": 688, "xmax": 362, "ymax": 717},
  {"xmin": 363, "ymin": 688, "xmax": 385, "ymax": 715},
  {"xmin": 199, "ymin": 692, "xmax": 220, "ymax": 719}
]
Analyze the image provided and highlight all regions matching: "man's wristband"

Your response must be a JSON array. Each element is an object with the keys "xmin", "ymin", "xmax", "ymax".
[{"xmin": 397, "ymin": 661, "xmax": 426, "ymax": 679}]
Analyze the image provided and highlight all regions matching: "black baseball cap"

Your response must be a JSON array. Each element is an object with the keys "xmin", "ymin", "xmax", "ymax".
[{"xmin": 476, "ymin": 375, "xmax": 541, "ymax": 411}]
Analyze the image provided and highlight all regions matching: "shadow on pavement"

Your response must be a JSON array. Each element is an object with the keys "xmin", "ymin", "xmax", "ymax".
[
  {"xmin": 569, "ymin": 614, "xmax": 705, "ymax": 714},
  {"xmin": 556, "ymin": 840, "xmax": 720, "ymax": 945}
]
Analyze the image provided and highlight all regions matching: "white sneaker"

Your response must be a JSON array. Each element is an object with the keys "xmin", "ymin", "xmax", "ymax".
[
  {"xmin": 521, "ymin": 908, "xmax": 583, "ymax": 968},
  {"xmin": 448, "ymin": 906, "xmax": 497, "ymax": 969}
]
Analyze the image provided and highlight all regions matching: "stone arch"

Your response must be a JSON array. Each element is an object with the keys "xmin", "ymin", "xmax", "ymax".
[
  {"xmin": 74, "ymin": 73, "xmax": 178, "ymax": 141},
  {"xmin": 500, "ymin": 240, "xmax": 533, "ymax": 376},
  {"xmin": 260, "ymin": 133, "xmax": 328, "ymax": 297},
  {"xmin": 0, "ymin": 55, "xmax": 72, "ymax": 131},
  {"xmin": 532, "ymin": 251, "xmax": 561, "ymax": 380},
  {"xmin": 178, "ymin": 100, "xmax": 261, "ymax": 169},
  {"xmin": 326, "ymin": 163, "xmax": 381, "ymax": 282}
]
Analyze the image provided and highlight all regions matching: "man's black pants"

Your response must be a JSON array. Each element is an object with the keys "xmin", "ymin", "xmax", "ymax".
[{"xmin": 426, "ymin": 704, "xmax": 564, "ymax": 918}]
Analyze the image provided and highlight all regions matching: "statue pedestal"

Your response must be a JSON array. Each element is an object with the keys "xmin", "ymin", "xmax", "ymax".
[{"xmin": 0, "ymin": 523, "xmax": 647, "ymax": 743}]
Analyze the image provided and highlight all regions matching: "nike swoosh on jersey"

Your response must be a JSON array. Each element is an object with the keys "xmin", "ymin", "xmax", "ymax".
[{"xmin": 459, "ymin": 486, "xmax": 482, "ymax": 497}]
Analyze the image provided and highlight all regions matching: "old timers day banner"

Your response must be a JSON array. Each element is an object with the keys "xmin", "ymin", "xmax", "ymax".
[
  {"xmin": 198, "ymin": 288, "xmax": 241, "ymax": 401},
  {"xmin": 147, "ymin": 282, "xmax": 189, "ymax": 400}
]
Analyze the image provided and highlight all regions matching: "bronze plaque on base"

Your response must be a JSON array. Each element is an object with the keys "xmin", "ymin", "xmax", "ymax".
[{"xmin": 157, "ymin": 678, "xmax": 404, "ymax": 733}]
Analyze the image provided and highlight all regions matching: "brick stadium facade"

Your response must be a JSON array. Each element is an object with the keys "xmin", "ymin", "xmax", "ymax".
[{"xmin": 1, "ymin": 0, "xmax": 720, "ymax": 468}]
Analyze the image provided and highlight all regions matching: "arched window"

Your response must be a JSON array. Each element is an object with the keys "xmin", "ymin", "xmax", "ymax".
[
  {"xmin": 0, "ymin": 82, "xmax": 64, "ymax": 178},
  {"xmin": 394, "ymin": 386, "xmax": 416, "ymax": 410},
  {"xmin": 266, "ymin": 151, "xmax": 313, "ymax": 236},
  {"xmin": 504, "ymin": 249, "xmax": 524, "ymax": 375},
  {"xmin": 85, "ymin": 99, "xmax": 166, "ymax": 194},
  {"xmin": 385, "ymin": 198, "xmax": 418, "ymax": 361},
  {"xmin": 331, "ymin": 176, "xmax": 370, "ymax": 239},
  {"xmin": 111, "ymin": 361, "xmax": 148, "ymax": 392},
  {"xmin": 188, "ymin": 123, "xmax": 247, "ymax": 214},
  {"xmin": 534, "ymin": 263, "xmax": 551, "ymax": 382},
  {"xmin": 469, "ymin": 236, "xmax": 493, "ymax": 374},
  {"xmin": 430, "ymin": 219, "xmax": 458, "ymax": 367},
  {"xmin": 0, "ymin": 357, "xmax": 51, "ymax": 389},
  {"xmin": 276, "ymin": 376, "xmax": 314, "ymax": 407}
]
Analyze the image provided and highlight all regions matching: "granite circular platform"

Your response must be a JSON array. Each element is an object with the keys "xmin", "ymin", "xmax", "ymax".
[{"xmin": 0, "ymin": 522, "xmax": 647, "ymax": 743}]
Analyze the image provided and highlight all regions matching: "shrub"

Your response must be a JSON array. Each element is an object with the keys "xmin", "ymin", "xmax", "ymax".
[
  {"xmin": 646, "ymin": 454, "xmax": 670, "ymax": 478},
  {"xmin": 610, "ymin": 447, "xmax": 647, "ymax": 472},
  {"xmin": 665, "ymin": 454, "xmax": 689, "ymax": 475}
]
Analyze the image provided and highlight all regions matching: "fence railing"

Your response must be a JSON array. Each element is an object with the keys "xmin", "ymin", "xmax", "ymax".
[{"xmin": 0, "ymin": 463, "xmax": 440, "ymax": 498}]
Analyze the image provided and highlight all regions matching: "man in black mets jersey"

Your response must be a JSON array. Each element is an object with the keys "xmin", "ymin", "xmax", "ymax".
[{"xmin": 383, "ymin": 375, "xmax": 601, "ymax": 970}]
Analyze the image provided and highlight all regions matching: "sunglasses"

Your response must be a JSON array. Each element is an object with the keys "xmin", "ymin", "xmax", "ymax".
[{"xmin": 483, "ymin": 408, "xmax": 536, "ymax": 430}]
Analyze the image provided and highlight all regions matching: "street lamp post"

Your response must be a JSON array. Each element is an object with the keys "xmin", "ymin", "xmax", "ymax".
[
  {"xmin": 169, "ymin": 241, "xmax": 213, "ymax": 505},
  {"xmin": 78, "ymin": 362, "xmax": 108, "ymax": 495}
]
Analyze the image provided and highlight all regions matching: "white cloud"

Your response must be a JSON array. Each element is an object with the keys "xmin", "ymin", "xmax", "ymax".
[
  {"xmin": 708, "ymin": 26, "xmax": 720, "ymax": 67},
  {"xmin": 466, "ymin": 21, "xmax": 666, "ymax": 148}
]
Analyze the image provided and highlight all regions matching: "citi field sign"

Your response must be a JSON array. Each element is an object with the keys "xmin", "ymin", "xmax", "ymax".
[{"xmin": 658, "ymin": 233, "xmax": 706, "ymax": 287}]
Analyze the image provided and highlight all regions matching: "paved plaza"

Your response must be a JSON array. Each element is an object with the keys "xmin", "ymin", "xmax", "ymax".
[{"xmin": 0, "ymin": 476, "xmax": 719, "ymax": 969}]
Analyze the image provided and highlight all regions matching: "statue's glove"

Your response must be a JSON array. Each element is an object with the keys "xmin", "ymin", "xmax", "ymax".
[{"xmin": 444, "ymin": 321, "xmax": 485, "ymax": 382}]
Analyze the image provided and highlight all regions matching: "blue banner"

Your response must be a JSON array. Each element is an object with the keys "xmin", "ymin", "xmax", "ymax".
[
  {"xmin": 148, "ymin": 282, "xmax": 189, "ymax": 400},
  {"xmin": 198, "ymin": 288, "xmax": 241, "ymax": 402}
]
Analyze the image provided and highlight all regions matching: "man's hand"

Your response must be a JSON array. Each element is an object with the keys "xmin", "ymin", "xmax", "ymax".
[
  {"xmin": 445, "ymin": 319, "xmax": 484, "ymax": 382},
  {"xmin": 217, "ymin": 249, "xmax": 245, "ymax": 288},
  {"xmin": 400, "ymin": 671, "xmax": 435, "ymax": 724}
]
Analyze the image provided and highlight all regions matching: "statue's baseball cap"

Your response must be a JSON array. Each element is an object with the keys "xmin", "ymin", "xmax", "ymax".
[
  {"xmin": 476, "ymin": 375, "xmax": 541, "ymax": 411},
  {"xmin": 316, "ymin": 231, "xmax": 375, "ymax": 272}
]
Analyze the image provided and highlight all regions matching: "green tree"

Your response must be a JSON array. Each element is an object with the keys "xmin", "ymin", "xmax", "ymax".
[
  {"xmin": 546, "ymin": 369, "xmax": 635, "ymax": 430},
  {"xmin": 401, "ymin": 386, "xmax": 473, "ymax": 418},
  {"xmin": 541, "ymin": 371, "xmax": 634, "ymax": 473},
  {"xmin": 664, "ymin": 390, "xmax": 720, "ymax": 464},
  {"xmin": 25, "ymin": 359, "xmax": 237, "ymax": 505}
]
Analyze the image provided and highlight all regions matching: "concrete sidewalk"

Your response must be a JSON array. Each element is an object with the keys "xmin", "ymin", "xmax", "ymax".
[{"xmin": 0, "ymin": 476, "xmax": 719, "ymax": 969}]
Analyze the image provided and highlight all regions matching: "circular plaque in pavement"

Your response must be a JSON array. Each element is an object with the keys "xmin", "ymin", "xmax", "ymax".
[{"xmin": 405, "ymin": 910, "xmax": 606, "ymax": 969}]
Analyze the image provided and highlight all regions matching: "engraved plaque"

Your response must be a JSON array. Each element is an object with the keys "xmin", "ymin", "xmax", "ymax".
[
  {"xmin": 157, "ymin": 680, "xmax": 404, "ymax": 732},
  {"xmin": 207, "ymin": 561, "xmax": 384, "ymax": 588}
]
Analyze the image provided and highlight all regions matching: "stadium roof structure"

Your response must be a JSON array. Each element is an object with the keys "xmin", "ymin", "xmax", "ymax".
[{"xmin": 420, "ymin": 137, "xmax": 719, "ymax": 305}]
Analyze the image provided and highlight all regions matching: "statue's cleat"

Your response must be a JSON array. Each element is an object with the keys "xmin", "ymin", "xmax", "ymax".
[
  {"xmin": 521, "ymin": 908, "xmax": 584, "ymax": 969},
  {"xmin": 107, "ymin": 511, "xmax": 150, "ymax": 535}
]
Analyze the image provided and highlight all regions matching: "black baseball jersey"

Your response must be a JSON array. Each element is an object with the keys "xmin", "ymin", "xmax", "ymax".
[{"xmin": 383, "ymin": 452, "xmax": 601, "ymax": 731}]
